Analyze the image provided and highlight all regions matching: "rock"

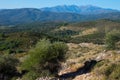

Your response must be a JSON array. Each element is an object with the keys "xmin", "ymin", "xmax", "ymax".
[{"xmin": 36, "ymin": 77, "xmax": 52, "ymax": 80}]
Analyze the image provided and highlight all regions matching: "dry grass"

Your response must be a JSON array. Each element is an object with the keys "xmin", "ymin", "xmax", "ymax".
[
  {"xmin": 59, "ymin": 42, "xmax": 120, "ymax": 80},
  {"xmin": 66, "ymin": 43, "xmax": 103, "ymax": 61},
  {"xmin": 71, "ymin": 28, "xmax": 98, "ymax": 38}
]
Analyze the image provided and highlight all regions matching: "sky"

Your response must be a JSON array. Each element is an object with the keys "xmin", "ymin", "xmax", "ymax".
[{"xmin": 0, "ymin": 0, "xmax": 120, "ymax": 10}]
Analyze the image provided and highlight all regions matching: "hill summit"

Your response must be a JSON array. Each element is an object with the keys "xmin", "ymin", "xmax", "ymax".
[{"xmin": 40, "ymin": 5, "xmax": 119, "ymax": 14}]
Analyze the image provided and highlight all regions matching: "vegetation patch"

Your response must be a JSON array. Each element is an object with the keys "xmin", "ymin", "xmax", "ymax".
[
  {"xmin": 105, "ymin": 30, "xmax": 120, "ymax": 50},
  {"xmin": 21, "ymin": 39, "xmax": 68, "ymax": 80}
]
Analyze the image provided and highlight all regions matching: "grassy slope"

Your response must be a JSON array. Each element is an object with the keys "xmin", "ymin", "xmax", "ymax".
[
  {"xmin": 0, "ymin": 19, "xmax": 120, "ymax": 55},
  {"xmin": 53, "ymin": 19, "xmax": 120, "ymax": 44},
  {"xmin": 0, "ymin": 20, "xmax": 120, "ymax": 80}
]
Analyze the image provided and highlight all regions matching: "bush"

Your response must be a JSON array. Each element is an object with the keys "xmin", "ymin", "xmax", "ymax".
[
  {"xmin": 0, "ymin": 54, "xmax": 19, "ymax": 80},
  {"xmin": 105, "ymin": 30, "xmax": 120, "ymax": 49},
  {"xmin": 22, "ymin": 71, "xmax": 40, "ymax": 80},
  {"xmin": 21, "ymin": 39, "xmax": 68, "ymax": 78},
  {"xmin": 105, "ymin": 64, "xmax": 120, "ymax": 80},
  {"xmin": 94, "ymin": 63, "xmax": 120, "ymax": 80},
  {"xmin": 0, "ymin": 40, "xmax": 20, "ymax": 51},
  {"xmin": 70, "ymin": 32, "xmax": 105, "ymax": 44}
]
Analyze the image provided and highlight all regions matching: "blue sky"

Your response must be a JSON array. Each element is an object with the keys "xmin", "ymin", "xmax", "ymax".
[{"xmin": 0, "ymin": 0, "xmax": 120, "ymax": 10}]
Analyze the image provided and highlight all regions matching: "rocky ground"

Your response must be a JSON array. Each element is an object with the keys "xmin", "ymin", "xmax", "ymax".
[
  {"xmin": 37, "ymin": 43, "xmax": 120, "ymax": 80},
  {"xmin": 58, "ymin": 43, "xmax": 120, "ymax": 80}
]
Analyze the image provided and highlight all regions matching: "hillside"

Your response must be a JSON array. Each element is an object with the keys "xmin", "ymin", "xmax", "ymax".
[
  {"xmin": 50, "ymin": 19, "xmax": 120, "ymax": 44},
  {"xmin": 0, "ymin": 7, "xmax": 120, "ymax": 25},
  {"xmin": 35, "ymin": 20, "xmax": 120, "ymax": 80},
  {"xmin": 57, "ymin": 42, "xmax": 120, "ymax": 80},
  {"xmin": 0, "ymin": 8, "xmax": 83, "ymax": 25},
  {"xmin": 0, "ymin": 20, "xmax": 120, "ymax": 80}
]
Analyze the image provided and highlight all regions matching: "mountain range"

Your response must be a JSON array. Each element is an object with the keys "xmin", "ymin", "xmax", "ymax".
[
  {"xmin": 0, "ymin": 5, "xmax": 120, "ymax": 25},
  {"xmin": 41, "ymin": 5, "xmax": 119, "ymax": 14}
]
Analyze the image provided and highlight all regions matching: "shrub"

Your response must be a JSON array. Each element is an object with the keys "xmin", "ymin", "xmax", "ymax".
[
  {"xmin": 105, "ymin": 30, "xmax": 120, "ymax": 49},
  {"xmin": 21, "ymin": 39, "xmax": 51, "ymax": 71},
  {"xmin": 22, "ymin": 71, "xmax": 40, "ymax": 80},
  {"xmin": 21, "ymin": 39, "xmax": 68, "ymax": 78},
  {"xmin": 0, "ymin": 40, "xmax": 20, "ymax": 51},
  {"xmin": 70, "ymin": 32, "xmax": 105, "ymax": 44},
  {"xmin": 0, "ymin": 54, "xmax": 19, "ymax": 80},
  {"xmin": 93, "ymin": 63, "xmax": 120, "ymax": 80},
  {"xmin": 105, "ymin": 64, "xmax": 120, "ymax": 80}
]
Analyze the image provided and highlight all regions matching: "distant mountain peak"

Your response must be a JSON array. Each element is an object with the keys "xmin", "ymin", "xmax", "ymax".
[
  {"xmin": 40, "ymin": 5, "xmax": 119, "ymax": 14},
  {"xmin": 0, "ymin": 6, "xmax": 120, "ymax": 25},
  {"xmin": 79, "ymin": 5, "xmax": 100, "ymax": 8}
]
